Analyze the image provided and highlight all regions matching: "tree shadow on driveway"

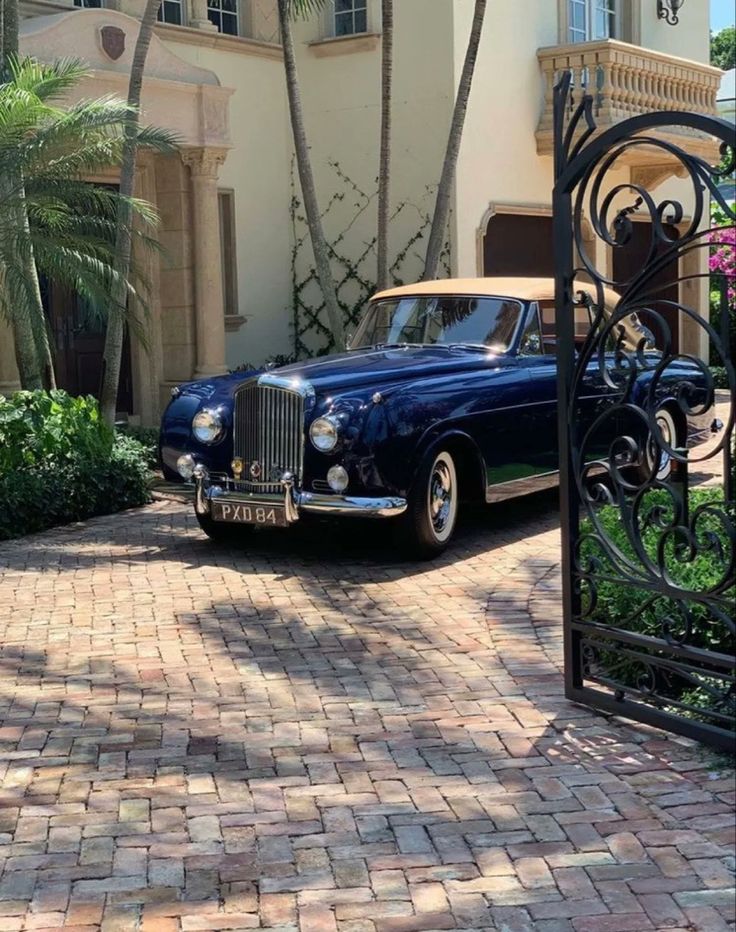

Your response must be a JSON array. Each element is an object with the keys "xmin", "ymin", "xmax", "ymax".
[{"xmin": 1, "ymin": 488, "xmax": 734, "ymax": 929}]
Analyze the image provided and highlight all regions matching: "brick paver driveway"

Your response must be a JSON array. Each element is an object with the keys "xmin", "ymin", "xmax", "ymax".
[{"xmin": 1, "ymin": 484, "xmax": 734, "ymax": 931}]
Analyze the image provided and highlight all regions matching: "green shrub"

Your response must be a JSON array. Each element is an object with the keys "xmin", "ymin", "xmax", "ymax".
[
  {"xmin": 0, "ymin": 390, "xmax": 152, "ymax": 540},
  {"xmin": 117, "ymin": 424, "xmax": 159, "ymax": 468},
  {"xmin": 710, "ymin": 366, "xmax": 729, "ymax": 390},
  {"xmin": 580, "ymin": 488, "xmax": 735, "ymax": 721},
  {"xmin": 0, "ymin": 390, "xmax": 112, "ymax": 473}
]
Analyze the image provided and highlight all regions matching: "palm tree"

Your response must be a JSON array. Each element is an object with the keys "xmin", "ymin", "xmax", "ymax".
[
  {"xmin": 0, "ymin": 57, "xmax": 171, "ymax": 390},
  {"xmin": 423, "ymin": 0, "xmax": 487, "ymax": 281},
  {"xmin": 376, "ymin": 0, "xmax": 393, "ymax": 292},
  {"xmin": 100, "ymin": 0, "xmax": 163, "ymax": 426},
  {"xmin": 2, "ymin": 0, "xmax": 52, "ymax": 389},
  {"xmin": 278, "ymin": 0, "xmax": 346, "ymax": 351}
]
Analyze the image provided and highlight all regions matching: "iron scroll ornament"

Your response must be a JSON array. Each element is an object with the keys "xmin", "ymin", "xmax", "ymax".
[{"xmin": 552, "ymin": 72, "xmax": 735, "ymax": 750}]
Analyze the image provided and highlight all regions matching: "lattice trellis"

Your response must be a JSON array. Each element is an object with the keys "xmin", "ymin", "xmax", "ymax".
[{"xmin": 290, "ymin": 159, "xmax": 451, "ymax": 358}]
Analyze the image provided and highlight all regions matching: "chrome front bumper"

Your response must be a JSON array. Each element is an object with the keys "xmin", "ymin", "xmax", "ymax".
[{"xmin": 192, "ymin": 468, "xmax": 406, "ymax": 521}]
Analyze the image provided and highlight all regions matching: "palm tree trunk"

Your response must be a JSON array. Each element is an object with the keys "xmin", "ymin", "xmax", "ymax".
[
  {"xmin": 423, "ymin": 0, "xmax": 487, "ymax": 281},
  {"xmin": 376, "ymin": 0, "xmax": 393, "ymax": 292},
  {"xmin": 20, "ymin": 203, "xmax": 56, "ymax": 389},
  {"xmin": 2, "ymin": 0, "xmax": 51, "ymax": 390},
  {"xmin": 99, "ymin": 0, "xmax": 162, "ymax": 426},
  {"xmin": 2, "ymin": 0, "xmax": 16, "ymax": 67},
  {"xmin": 0, "ymin": 262, "xmax": 43, "ymax": 391},
  {"xmin": 277, "ymin": 0, "xmax": 345, "ymax": 351}
]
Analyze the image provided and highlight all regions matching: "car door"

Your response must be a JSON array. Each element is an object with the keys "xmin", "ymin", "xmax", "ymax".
[{"xmin": 520, "ymin": 300, "xmax": 614, "ymax": 475}]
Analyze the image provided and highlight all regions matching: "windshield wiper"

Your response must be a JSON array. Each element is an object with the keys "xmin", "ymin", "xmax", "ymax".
[
  {"xmin": 373, "ymin": 342, "xmax": 426, "ymax": 350},
  {"xmin": 447, "ymin": 342, "xmax": 494, "ymax": 353}
]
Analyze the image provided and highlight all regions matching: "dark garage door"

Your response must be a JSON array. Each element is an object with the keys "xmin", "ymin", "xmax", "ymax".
[{"xmin": 484, "ymin": 213, "xmax": 555, "ymax": 278}]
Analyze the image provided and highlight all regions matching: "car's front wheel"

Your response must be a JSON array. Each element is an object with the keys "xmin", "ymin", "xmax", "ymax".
[
  {"xmin": 398, "ymin": 448, "xmax": 459, "ymax": 559},
  {"xmin": 195, "ymin": 510, "xmax": 255, "ymax": 544}
]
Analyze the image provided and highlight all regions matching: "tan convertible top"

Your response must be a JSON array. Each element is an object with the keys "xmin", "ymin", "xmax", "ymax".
[{"xmin": 372, "ymin": 276, "xmax": 622, "ymax": 309}]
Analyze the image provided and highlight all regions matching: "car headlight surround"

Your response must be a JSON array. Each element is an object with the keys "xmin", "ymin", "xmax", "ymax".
[
  {"xmin": 192, "ymin": 408, "xmax": 224, "ymax": 444},
  {"xmin": 310, "ymin": 415, "xmax": 341, "ymax": 453}
]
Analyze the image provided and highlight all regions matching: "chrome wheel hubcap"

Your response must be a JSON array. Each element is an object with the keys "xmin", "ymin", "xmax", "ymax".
[
  {"xmin": 654, "ymin": 414, "xmax": 673, "ymax": 478},
  {"xmin": 429, "ymin": 461, "xmax": 453, "ymax": 534}
]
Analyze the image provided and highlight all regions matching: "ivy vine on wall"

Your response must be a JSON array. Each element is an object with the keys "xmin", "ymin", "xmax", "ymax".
[{"xmin": 290, "ymin": 159, "xmax": 451, "ymax": 359}]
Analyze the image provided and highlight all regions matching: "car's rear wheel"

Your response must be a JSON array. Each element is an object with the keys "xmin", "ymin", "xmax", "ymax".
[
  {"xmin": 398, "ymin": 449, "xmax": 459, "ymax": 559},
  {"xmin": 638, "ymin": 407, "xmax": 678, "ymax": 483},
  {"xmin": 195, "ymin": 510, "xmax": 255, "ymax": 543}
]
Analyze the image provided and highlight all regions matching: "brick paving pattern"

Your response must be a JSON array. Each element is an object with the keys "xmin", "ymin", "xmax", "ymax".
[{"xmin": 1, "ymin": 483, "xmax": 734, "ymax": 931}]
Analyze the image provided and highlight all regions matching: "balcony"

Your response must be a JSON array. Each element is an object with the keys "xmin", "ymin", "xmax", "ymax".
[{"xmin": 536, "ymin": 39, "xmax": 723, "ymax": 172}]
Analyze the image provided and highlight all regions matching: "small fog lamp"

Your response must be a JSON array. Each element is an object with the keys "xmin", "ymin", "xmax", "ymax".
[
  {"xmin": 177, "ymin": 453, "xmax": 196, "ymax": 480},
  {"xmin": 327, "ymin": 465, "xmax": 349, "ymax": 493}
]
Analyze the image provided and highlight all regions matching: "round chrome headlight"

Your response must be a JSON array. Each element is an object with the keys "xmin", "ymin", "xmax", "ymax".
[
  {"xmin": 310, "ymin": 415, "xmax": 341, "ymax": 453},
  {"xmin": 192, "ymin": 408, "xmax": 224, "ymax": 444}
]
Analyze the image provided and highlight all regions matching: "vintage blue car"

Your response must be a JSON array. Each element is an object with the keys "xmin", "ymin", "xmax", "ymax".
[{"xmin": 159, "ymin": 277, "xmax": 713, "ymax": 558}]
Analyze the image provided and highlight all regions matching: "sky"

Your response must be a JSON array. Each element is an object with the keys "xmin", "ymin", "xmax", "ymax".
[{"xmin": 711, "ymin": 0, "xmax": 735, "ymax": 32}]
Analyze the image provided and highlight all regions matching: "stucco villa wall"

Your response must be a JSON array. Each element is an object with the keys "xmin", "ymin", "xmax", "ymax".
[
  {"xmin": 451, "ymin": 0, "xmax": 561, "ymax": 278},
  {"xmin": 159, "ymin": 35, "xmax": 293, "ymax": 370},
  {"xmin": 450, "ymin": 0, "xmax": 711, "ymax": 278},
  {"xmin": 286, "ymin": 0, "xmax": 455, "ymax": 353},
  {"xmin": 639, "ymin": 0, "xmax": 710, "ymax": 63}
]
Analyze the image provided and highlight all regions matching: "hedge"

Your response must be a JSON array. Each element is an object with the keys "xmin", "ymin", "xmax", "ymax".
[
  {"xmin": 0, "ymin": 390, "xmax": 152, "ymax": 541},
  {"xmin": 580, "ymin": 488, "xmax": 735, "ymax": 721}
]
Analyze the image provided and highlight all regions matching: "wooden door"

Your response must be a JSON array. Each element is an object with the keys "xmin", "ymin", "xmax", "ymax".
[
  {"xmin": 612, "ymin": 221, "xmax": 681, "ymax": 352},
  {"xmin": 44, "ymin": 280, "xmax": 133, "ymax": 413}
]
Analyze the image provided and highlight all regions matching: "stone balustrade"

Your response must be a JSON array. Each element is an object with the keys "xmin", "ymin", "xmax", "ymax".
[{"xmin": 536, "ymin": 39, "xmax": 723, "ymax": 164}]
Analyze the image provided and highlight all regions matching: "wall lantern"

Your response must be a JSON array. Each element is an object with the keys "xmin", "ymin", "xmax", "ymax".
[{"xmin": 657, "ymin": 0, "xmax": 685, "ymax": 25}]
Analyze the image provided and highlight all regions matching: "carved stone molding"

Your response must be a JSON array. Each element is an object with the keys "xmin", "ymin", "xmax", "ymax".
[
  {"xmin": 181, "ymin": 147, "xmax": 229, "ymax": 178},
  {"xmin": 631, "ymin": 162, "xmax": 688, "ymax": 191}
]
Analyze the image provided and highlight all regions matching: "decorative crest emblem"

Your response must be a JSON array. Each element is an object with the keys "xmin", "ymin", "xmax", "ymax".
[
  {"xmin": 100, "ymin": 25, "xmax": 126, "ymax": 61},
  {"xmin": 249, "ymin": 461, "xmax": 262, "ymax": 480}
]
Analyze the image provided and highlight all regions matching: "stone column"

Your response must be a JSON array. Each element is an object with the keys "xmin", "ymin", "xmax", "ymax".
[
  {"xmin": 182, "ymin": 147, "xmax": 229, "ymax": 378},
  {"xmin": 188, "ymin": 0, "xmax": 217, "ymax": 31}
]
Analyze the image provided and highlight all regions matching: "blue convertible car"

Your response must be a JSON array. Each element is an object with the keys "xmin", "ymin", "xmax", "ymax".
[{"xmin": 159, "ymin": 277, "xmax": 712, "ymax": 558}]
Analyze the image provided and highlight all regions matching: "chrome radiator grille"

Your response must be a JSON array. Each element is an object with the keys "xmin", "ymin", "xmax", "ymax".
[{"xmin": 233, "ymin": 379, "xmax": 305, "ymax": 492}]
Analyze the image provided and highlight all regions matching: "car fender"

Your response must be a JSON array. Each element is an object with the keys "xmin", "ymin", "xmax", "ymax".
[{"xmin": 408, "ymin": 425, "xmax": 487, "ymax": 503}]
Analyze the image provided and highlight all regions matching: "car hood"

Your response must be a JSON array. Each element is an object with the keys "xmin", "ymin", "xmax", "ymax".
[
  {"xmin": 178, "ymin": 347, "xmax": 513, "ymax": 406},
  {"xmin": 274, "ymin": 346, "xmax": 510, "ymax": 394}
]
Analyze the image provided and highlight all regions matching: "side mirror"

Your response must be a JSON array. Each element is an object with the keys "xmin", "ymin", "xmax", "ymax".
[{"xmin": 521, "ymin": 332, "xmax": 541, "ymax": 355}]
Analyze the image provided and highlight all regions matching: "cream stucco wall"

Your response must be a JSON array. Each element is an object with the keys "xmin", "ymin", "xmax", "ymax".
[
  {"xmin": 451, "ymin": 0, "xmax": 560, "ymax": 277},
  {"xmin": 286, "ymin": 0, "xmax": 456, "ymax": 353},
  {"xmin": 639, "ymin": 0, "xmax": 711, "ymax": 64},
  {"xmin": 447, "ymin": 0, "xmax": 713, "ymax": 280},
  {"xmin": 160, "ymin": 35, "xmax": 293, "ymax": 369},
  {"xmin": 4, "ymin": 0, "xmax": 719, "ymax": 418}
]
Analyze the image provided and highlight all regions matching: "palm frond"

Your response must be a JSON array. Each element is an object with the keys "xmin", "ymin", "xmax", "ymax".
[
  {"xmin": 8, "ymin": 56, "xmax": 92, "ymax": 102},
  {"xmin": 285, "ymin": 0, "xmax": 327, "ymax": 20},
  {"xmin": 136, "ymin": 124, "xmax": 180, "ymax": 153}
]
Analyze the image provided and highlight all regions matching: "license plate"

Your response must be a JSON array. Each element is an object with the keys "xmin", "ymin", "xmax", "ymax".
[{"xmin": 211, "ymin": 500, "xmax": 288, "ymax": 527}]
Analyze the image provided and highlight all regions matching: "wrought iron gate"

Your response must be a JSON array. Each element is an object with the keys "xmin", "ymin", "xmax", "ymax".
[{"xmin": 552, "ymin": 73, "xmax": 736, "ymax": 751}]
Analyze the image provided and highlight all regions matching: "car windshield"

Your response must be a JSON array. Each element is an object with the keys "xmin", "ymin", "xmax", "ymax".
[{"xmin": 351, "ymin": 296, "xmax": 523, "ymax": 353}]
